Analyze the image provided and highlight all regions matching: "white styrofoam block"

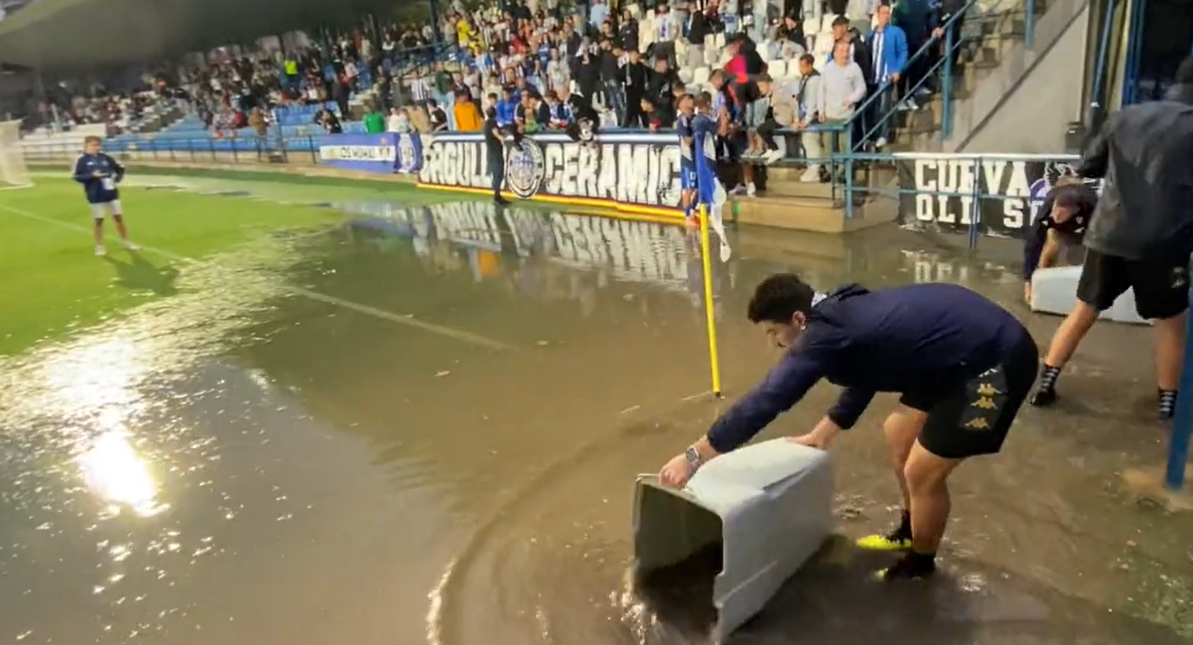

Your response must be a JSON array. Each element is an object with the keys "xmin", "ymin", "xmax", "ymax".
[{"xmin": 1030, "ymin": 265, "xmax": 1150, "ymax": 325}]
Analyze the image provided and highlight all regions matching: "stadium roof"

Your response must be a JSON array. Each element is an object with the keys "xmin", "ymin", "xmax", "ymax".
[{"xmin": 0, "ymin": 0, "xmax": 414, "ymax": 70}]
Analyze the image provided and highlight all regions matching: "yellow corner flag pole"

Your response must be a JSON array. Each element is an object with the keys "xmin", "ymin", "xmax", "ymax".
[{"xmin": 698, "ymin": 203, "xmax": 723, "ymax": 399}]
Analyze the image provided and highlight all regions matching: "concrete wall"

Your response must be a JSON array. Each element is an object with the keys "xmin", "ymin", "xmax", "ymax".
[{"xmin": 949, "ymin": 0, "xmax": 1092, "ymax": 153}]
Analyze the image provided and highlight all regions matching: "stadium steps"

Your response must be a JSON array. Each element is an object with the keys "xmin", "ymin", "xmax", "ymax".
[
  {"xmin": 886, "ymin": 0, "xmax": 1074, "ymax": 153},
  {"xmin": 738, "ymin": 165, "xmax": 899, "ymax": 233}
]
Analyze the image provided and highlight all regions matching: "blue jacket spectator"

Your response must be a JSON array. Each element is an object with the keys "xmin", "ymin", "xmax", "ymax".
[
  {"xmin": 865, "ymin": 7, "xmax": 909, "ymax": 84},
  {"xmin": 72, "ymin": 146, "xmax": 125, "ymax": 204},
  {"xmin": 496, "ymin": 94, "xmax": 519, "ymax": 127}
]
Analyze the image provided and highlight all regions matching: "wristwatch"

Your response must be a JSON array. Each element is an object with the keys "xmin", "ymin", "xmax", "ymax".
[{"xmin": 684, "ymin": 446, "xmax": 703, "ymax": 472}]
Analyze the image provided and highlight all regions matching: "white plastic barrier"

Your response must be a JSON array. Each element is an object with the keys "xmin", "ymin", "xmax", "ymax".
[
  {"xmin": 632, "ymin": 440, "xmax": 833, "ymax": 642},
  {"xmin": 1030, "ymin": 265, "xmax": 1149, "ymax": 325}
]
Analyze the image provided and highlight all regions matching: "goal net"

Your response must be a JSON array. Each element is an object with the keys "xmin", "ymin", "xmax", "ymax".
[{"xmin": 0, "ymin": 120, "xmax": 32, "ymax": 189}]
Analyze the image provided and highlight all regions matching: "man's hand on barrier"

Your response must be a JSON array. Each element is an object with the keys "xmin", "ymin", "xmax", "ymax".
[
  {"xmin": 788, "ymin": 418, "xmax": 841, "ymax": 450},
  {"xmin": 659, "ymin": 453, "xmax": 696, "ymax": 488}
]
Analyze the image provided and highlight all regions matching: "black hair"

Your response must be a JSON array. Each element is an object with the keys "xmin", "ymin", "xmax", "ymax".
[
  {"xmin": 1178, "ymin": 56, "xmax": 1193, "ymax": 84},
  {"xmin": 832, "ymin": 15, "xmax": 850, "ymax": 27},
  {"xmin": 747, "ymin": 274, "xmax": 816, "ymax": 324},
  {"xmin": 799, "ymin": 53, "xmax": 816, "ymax": 66}
]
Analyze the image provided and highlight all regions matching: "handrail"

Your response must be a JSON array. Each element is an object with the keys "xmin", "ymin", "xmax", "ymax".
[{"xmin": 839, "ymin": 0, "xmax": 978, "ymax": 144}]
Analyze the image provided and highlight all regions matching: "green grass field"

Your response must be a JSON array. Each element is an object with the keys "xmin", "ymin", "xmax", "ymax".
[{"xmin": 0, "ymin": 171, "xmax": 438, "ymax": 357}]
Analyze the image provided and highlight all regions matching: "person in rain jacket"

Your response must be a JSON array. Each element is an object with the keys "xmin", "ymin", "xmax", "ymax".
[{"xmin": 657, "ymin": 275, "xmax": 1039, "ymax": 581}]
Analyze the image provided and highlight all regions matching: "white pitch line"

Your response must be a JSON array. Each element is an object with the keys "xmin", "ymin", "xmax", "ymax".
[{"xmin": 0, "ymin": 203, "xmax": 515, "ymax": 351}]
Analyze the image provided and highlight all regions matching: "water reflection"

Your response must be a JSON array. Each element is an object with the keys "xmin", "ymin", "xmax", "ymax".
[
  {"xmin": 78, "ymin": 430, "xmax": 166, "ymax": 518},
  {"xmin": 337, "ymin": 202, "xmax": 731, "ymax": 318}
]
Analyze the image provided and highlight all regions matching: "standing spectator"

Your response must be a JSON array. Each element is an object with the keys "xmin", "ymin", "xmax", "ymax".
[
  {"xmin": 411, "ymin": 76, "xmax": 433, "ymax": 104},
  {"xmin": 686, "ymin": 6, "xmax": 711, "ymax": 70},
  {"xmin": 364, "ymin": 103, "xmax": 386, "ymax": 133},
  {"xmin": 619, "ymin": 8, "xmax": 640, "ymax": 53},
  {"xmin": 387, "ymin": 107, "xmax": 411, "ymax": 133},
  {"xmin": 848, "ymin": 0, "xmax": 880, "ymax": 33},
  {"xmin": 598, "ymin": 40, "xmax": 625, "ymax": 120},
  {"xmin": 454, "ymin": 92, "xmax": 484, "ymax": 131},
  {"xmin": 623, "ymin": 48, "xmax": 650, "ymax": 127},
  {"xmin": 777, "ymin": 14, "xmax": 807, "ymax": 58},
  {"xmin": 792, "ymin": 54, "xmax": 824, "ymax": 181},
  {"xmin": 546, "ymin": 48, "xmax": 570, "ymax": 91},
  {"xmin": 590, "ymin": 0, "xmax": 610, "ymax": 30},
  {"xmin": 817, "ymin": 40, "xmax": 867, "ymax": 175},
  {"xmin": 331, "ymin": 78, "xmax": 350, "ymax": 119},
  {"xmin": 375, "ymin": 72, "xmax": 394, "ymax": 113},
  {"xmin": 427, "ymin": 98, "xmax": 450, "ymax": 131},
  {"xmin": 653, "ymin": 3, "xmax": 679, "ymax": 69},
  {"xmin": 863, "ymin": 2, "xmax": 908, "ymax": 149}
]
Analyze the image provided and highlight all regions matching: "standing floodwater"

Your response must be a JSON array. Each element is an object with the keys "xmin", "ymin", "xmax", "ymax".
[{"xmin": 0, "ymin": 193, "xmax": 1190, "ymax": 645}]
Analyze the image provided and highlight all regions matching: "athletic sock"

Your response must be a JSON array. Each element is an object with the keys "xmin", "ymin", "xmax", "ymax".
[
  {"xmin": 890, "ymin": 509, "xmax": 912, "ymax": 542},
  {"xmin": 1159, "ymin": 389, "xmax": 1178, "ymax": 420},
  {"xmin": 1038, "ymin": 364, "xmax": 1061, "ymax": 391},
  {"xmin": 1030, "ymin": 364, "xmax": 1062, "ymax": 406}
]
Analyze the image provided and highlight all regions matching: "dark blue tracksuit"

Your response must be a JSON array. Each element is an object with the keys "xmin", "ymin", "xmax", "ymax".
[
  {"xmin": 706, "ymin": 284, "xmax": 1039, "ymax": 459},
  {"xmin": 72, "ymin": 153, "xmax": 125, "ymax": 205},
  {"xmin": 1022, "ymin": 183, "xmax": 1097, "ymax": 279}
]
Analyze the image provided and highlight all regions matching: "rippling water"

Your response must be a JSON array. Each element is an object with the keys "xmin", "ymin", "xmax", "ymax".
[{"xmin": 2, "ymin": 197, "xmax": 1191, "ymax": 645}]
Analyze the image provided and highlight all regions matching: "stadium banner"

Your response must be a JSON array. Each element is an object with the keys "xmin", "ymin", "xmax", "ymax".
[
  {"xmin": 894, "ymin": 153, "xmax": 1100, "ymax": 239},
  {"xmin": 417, "ymin": 132, "xmax": 684, "ymax": 217},
  {"xmin": 318, "ymin": 133, "xmax": 401, "ymax": 173}
]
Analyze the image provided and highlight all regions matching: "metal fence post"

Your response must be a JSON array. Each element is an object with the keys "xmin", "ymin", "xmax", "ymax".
[
  {"xmin": 843, "ymin": 126, "xmax": 855, "ymax": 220},
  {"xmin": 1025, "ymin": 0, "xmax": 1037, "ymax": 48},
  {"xmin": 1166, "ymin": 272, "xmax": 1193, "ymax": 489},
  {"xmin": 968, "ymin": 155, "xmax": 981, "ymax": 250},
  {"xmin": 942, "ymin": 26, "xmax": 956, "ymax": 140}
]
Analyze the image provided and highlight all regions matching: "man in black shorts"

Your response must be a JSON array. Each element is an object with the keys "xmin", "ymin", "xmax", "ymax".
[
  {"xmin": 658, "ymin": 275, "xmax": 1039, "ymax": 579},
  {"xmin": 1030, "ymin": 57, "xmax": 1193, "ymax": 418}
]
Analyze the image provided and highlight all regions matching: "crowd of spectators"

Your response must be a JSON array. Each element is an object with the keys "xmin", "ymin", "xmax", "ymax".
[{"xmin": 18, "ymin": 0, "xmax": 970, "ymax": 189}]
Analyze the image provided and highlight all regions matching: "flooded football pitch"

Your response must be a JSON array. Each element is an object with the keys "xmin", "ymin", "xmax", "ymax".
[{"xmin": 1, "ymin": 196, "xmax": 1191, "ymax": 645}]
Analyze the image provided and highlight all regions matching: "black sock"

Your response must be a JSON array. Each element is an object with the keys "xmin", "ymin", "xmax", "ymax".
[
  {"xmin": 1159, "ymin": 389, "xmax": 1178, "ymax": 419},
  {"xmin": 891, "ymin": 510, "xmax": 912, "ymax": 540},
  {"xmin": 906, "ymin": 549, "xmax": 937, "ymax": 573},
  {"xmin": 1038, "ymin": 364, "xmax": 1061, "ymax": 391}
]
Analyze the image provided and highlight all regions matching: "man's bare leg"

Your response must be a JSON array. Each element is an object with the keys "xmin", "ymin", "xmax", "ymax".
[
  {"xmin": 1031, "ymin": 301, "xmax": 1100, "ymax": 406},
  {"xmin": 1153, "ymin": 311, "xmax": 1187, "ymax": 417},
  {"xmin": 878, "ymin": 441, "xmax": 962, "ymax": 579},
  {"xmin": 857, "ymin": 407, "xmax": 926, "ymax": 551}
]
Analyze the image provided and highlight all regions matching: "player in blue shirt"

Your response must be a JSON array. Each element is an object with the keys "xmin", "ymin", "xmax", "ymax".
[
  {"xmin": 676, "ymin": 94, "xmax": 698, "ymax": 224},
  {"xmin": 658, "ymin": 275, "xmax": 1040, "ymax": 580},
  {"xmin": 72, "ymin": 136, "xmax": 137, "ymax": 256}
]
